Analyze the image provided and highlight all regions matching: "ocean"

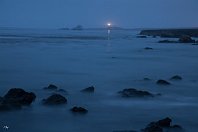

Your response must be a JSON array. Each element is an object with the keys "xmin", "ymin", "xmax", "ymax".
[{"xmin": 0, "ymin": 28, "xmax": 198, "ymax": 132}]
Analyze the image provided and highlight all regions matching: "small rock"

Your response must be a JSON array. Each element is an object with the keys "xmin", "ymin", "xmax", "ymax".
[
  {"xmin": 43, "ymin": 84, "xmax": 58, "ymax": 90},
  {"xmin": 170, "ymin": 75, "xmax": 182, "ymax": 80},
  {"xmin": 118, "ymin": 88, "xmax": 154, "ymax": 98},
  {"xmin": 81, "ymin": 86, "xmax": 95, "ymax": 93},
  {"xmin": 156, "ymin": 80, "xmax": 171, "ymax": 85},
  {"xmin": 157, "ymin": 117, "xmax": 172, "ymax": 127},
  {"xmin": 141, "ymin": 117, "xmax": 183, "ymax": 132},
  {"xmin": 70, "ymin": 106, "xmax": 88, "ymax": 113},
  {"xmin": 143, "ymin": 78, "xmax": 151, "ymax": 81},
  {"xmin": 141, "ymin": 122, "xmax": 163, "ymax": 132},
  {"xmin": 42, "ymin": 94, "xmax": 67, "ymax": 105},
  {"xmin": 144, "ymin": 47, "xmax": 153, "ymax": 50},
  {"xmin": 179, "ymin": 36, "xmax": 196, "ymax": 43}
]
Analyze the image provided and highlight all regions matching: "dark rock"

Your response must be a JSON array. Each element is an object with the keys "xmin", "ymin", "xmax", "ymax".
[
  {"xmin": 3, "ymin": 88, "xmax": 36, "ymax": 106},
  {"xmin": 157, "ymin": 117, "xmax": 172, "ymax": 127},
  {"xmin": 143, "ymin": 78, "xmax": 151, "ymax": 81},
  {"xmin": 81, "ymin": 86, "xmax": 95, "ymax": 93},
  {"xmin": 142, "ymin": 117, "xmax": 184, "ymax": 132},
  {"xmin": 43, "ymin": 84, "xmax": 58, "ymax": 90},
  {"xmin": 158, "ymin": 40, "xmax": 178, "ymax": 43},
  {"xmin": 118, "ymin": 88, "xmax": 154, "ymax": 98},
  {"xmin": 170, "ymin": 75, "xmax": 182, "ymax": 80},
  {"xmin": 141, "ymin": 122, "xmax": 163, "ymax": 132},
  {"xmin": 137, "ymin": 35, "xmax": 147, "ymax": 38},
  {"xmin": 0, "ymin": 88, "xmax": 36, "ymax": 111},
  {"xmin": 42, "ymin": 94, "xmax": 67, "ymax": 105},
  {"xmin": 156, "ymin": 80, "xmax": 171, "ymax": 85},
  {"xmin": 70, "ymin": 106, "xmax": 88, "ymax": 113},
  {"xmin": 140, "ymin": 29, "xmax": 198, "ymax": 38},
  {"xmin": 179, "ymin": 36, "xmax": 196, "ymax": 43},
  {"xmin": 144, "ymin": 47, "xmax": 153, "ymax": 50}
]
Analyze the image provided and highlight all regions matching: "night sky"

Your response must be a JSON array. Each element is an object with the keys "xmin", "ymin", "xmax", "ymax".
[{"xmin": 0, "ymin": 0, "xmax": 197, "ymax": 28}]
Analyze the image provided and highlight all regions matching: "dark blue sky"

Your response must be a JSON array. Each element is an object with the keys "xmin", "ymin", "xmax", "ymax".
[{"xmin": 0, "ymin": 0, "xmax": 197, "ymax": 28}]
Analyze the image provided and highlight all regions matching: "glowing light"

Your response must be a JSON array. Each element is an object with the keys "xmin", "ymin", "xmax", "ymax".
[{"xmin": 107, "ymin": 23, "xmax": 111, "ymax": 27}]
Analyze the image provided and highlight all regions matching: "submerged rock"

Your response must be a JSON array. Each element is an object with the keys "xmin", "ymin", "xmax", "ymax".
[
  {"xmin": 143, "ymin": 78, "xmax": 151, "ymax": 81},
  {"xmin": 43, "ymin": 84, "xmax": 58, "ymax": 90},
  {"xmin": 144, "ymin": 47, "xmax": 153, "ymax": 50},
  {"xmin": 42, "ymin": 94, "xmax": 67, "ymax": 105},
  {"xmin": 137, "ymin": 35, "xmax": 147, "ymax": 38},
  {"xmin": 81, "ymin": 86, "xmax": 95, "ymax": 93},
  {"xmin": 158, "ymin": 40, "xmax": 178, "ymax": 43},
  {"xmin": 70, "ymin": 106, "xmax": 88, "ymax": 113},
  {"xmin": 0, "ymin": 88, "xmax": 36, "ymax": 111},
  {"xmin": 156, "ymin": 80, "xmax": 171, "ymax": 85},
  {"xmin": 141, "ymin": 117, "xmax": 183, "ymax": 132},
  {"xmin": 118, "ymin": 88, "xmax": 155, "ymax": 98},
  {"xmin": 170, "ymin": 75, "xmax": 182, "ymax": 80}
]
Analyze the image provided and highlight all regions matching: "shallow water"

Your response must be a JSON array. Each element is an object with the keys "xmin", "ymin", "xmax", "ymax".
[{"xmin": 0, "ymin": 28, "xmax": 198, "ymax": 132}]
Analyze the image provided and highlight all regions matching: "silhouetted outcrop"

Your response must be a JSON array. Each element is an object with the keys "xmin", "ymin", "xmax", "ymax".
[
  {"xmin": 72, "ymin": 25, "xmax": 83, "ymax": 30},
  {"xmin": 43, "ymin": 84, "xmax": 58, "ymax": 90},
  {"xmin": 81, "ymin": 86, "xmax": 95, "ymax": 93},
  {"xmin": 140, "ymin": 29, "xmax": 198, "ymax": 38},
  {"xmin": 170, "ymin": 75, "xmax": 182, "ymax": 80},
  {"xmin": 156, "ymin": 80, "xmax": 171, "ymax": 85},
  {"xmin": 0, "ymin": 88, "xmax": 36, "ymax": 111},
  {"xmin": 42, "ymin": 94, "xmax": 67, "ymax": 105},
  {"xmin": 70, "ymin": 106, "xmax": 88, "ymax": 113},
  {"xmin": 118, "ymin": 88, "xmax": 156, "ymax": 98},
  {"xmin": 141, "ymin": 117, "xmax": 183, "ymax": 132}
]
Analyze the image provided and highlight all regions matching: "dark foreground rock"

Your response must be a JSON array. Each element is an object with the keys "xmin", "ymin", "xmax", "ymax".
[
  {"xmin": 156, "ymin": 80, "xmax": 171, "ymax": 85},
  {"xmin": 118, "ymin": 88, "xmax": 156, "ymax": 98},
  {"xmin": 42, "ymin": 94, "xmax": 67, "ymax": 105},
  {"xmin": 141, "ymin": 117, "xmax": 183, "ymax": 132},
  {"xmin": 170, "ymin": 75, "xmax": 182, "ymax": 80},
  {"xmin": 43, "ymin": 84, "xmax": 58, "ymax": 90},
  {"xmin": 0, "ymin": 88, "xmax": 36, "ymax": 111},
  {"xmin": 70, "ymin": 106, "xmax": 88, "ymax": 113},
  {"xmin": 81, "ymin": 86, "xmax": 95, "ymax": 93}
]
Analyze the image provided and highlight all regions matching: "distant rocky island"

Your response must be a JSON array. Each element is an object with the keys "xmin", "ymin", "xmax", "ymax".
[{"xmin": 140, "ymin": 28, "xmax": 198, "ymax": 38}]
